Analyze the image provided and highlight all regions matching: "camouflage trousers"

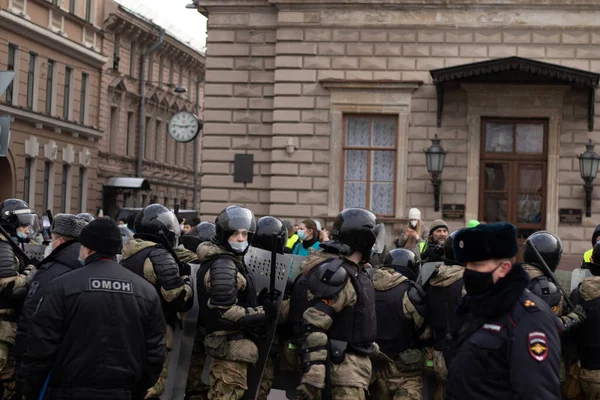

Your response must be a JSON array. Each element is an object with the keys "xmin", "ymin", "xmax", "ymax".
[
  {"xmin": 371, "ymin": 362, "xmax": 422, "ymax": 400},
  {"xmin": 580, "ymin": 368, "xmax": 600, "ymax": 400},
  {"xmin": 432, "ymin": 350, "xmax": 447, "ymax": 400},
  {"xmin": 0, "ymin": 321, "xmax": 17, "ymax": 400},
  {"xmin": 257, "ymin": 356, "xmax": 274, "ymax": 400},
  {"xmin": 185, "ymin": 348, "xmax": 208, "ymax": 400},
  {"xmin": 330, "ymin": 386, "xmax": 366, "ymax": 399},
  {"xmin": 208, "ymin": 359, "xmax": 247, "ymax": 400}
]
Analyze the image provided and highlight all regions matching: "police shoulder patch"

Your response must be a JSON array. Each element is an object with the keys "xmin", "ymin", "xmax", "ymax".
[
  {"xmin": 528, "ymin": 331, "xmax": 548, "ymax": 362},
  {"xmin": 89, "ymin": 278, "xmax": 133, "ymax": 294}
]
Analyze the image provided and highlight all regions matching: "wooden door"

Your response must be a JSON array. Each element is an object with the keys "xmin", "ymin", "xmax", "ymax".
[{"xmin": 479, "ymin": 119, "xmax": 548, "ymax": 260}]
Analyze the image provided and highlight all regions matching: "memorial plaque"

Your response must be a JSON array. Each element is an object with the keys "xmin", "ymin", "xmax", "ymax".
[
  {"xmin": 442, "ymin": 204, "xmax": 465, "ymax": 220},
  {"xmin": 559, "ymin": 208, "xmax": 582, "ymax": 224}
]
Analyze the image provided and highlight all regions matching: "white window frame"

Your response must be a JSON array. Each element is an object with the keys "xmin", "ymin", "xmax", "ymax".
[
  {"xmin": 60, "ymin": 163, "xmax": 72, "ymax": 213},
  {"xmin": 78, "ymin": 166, "xmax": 88, "ymax": 212},
  {"xmin": 26, "ymin": 52, "xmax": 39, "ymax": 111},
  {"xmin": 45, "ymin": 59, "xmax": 57, "ymax": 115},
  {"xmin": 84, "ymin": 0, "xmax": 95, "ymax": 25},
  {"xmin": 109, "ymin": 106, "xmax": 119, "ymax": 152},
  {"xmin": 8, "ymin": 0, "xmax": 28, "ymax": 19},
  {"xmin": 80, "ymin": 72, "xmax": 90, "ymax": 124},
  {"xmin": 6, "ymin": 43, "xmax": 19, "ymax": 106},
  {"xmin": 42, "ymin": 160, "xmax": 56, "ymax": 213},
  {"xmin": 63, "ymin": 66, "xmax": 74, "ymax": 120}
]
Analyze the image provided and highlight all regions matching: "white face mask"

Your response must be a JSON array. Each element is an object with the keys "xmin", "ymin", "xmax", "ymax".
[
  {"xmin": 44, "ymin": 243, "xmax": 53, "ymax": 258},
  {"xmin": 410, "ymin": 220, "xmax": 418, "ymax": 228},
  {"xmin": 229, "ymin": 240, "xmax": 249, "ymax": 254}
]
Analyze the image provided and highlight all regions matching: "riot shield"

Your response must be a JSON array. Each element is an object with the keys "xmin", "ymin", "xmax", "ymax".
[
  {"xmin": 570, "ymin": 268, "xmax": 592, "ymax": 292},
  {"xmin": 244, "ymin": 246, "xmax": 292, "ymax": 400},
  {"xmin": 22, "ymin": 243, "xmax": 47, "ymax": 265},
  {"xmin": 162, "ymin": 263, "xmax": 201, "ymax": 400},
  {"xmin": 418, "ymin": 261, "xmax": 443, "ymax": 287}
]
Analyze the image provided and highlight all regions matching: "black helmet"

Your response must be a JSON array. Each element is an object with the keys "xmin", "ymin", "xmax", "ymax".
[
  {"xmin": 214, "ymin": 205, "xmax": 256, "ymax": 250},
  {"xmin": 384, "ymin": 248, "xmax": 421, "ymax": 281},
  {"xmin": 0, "ymin": 198, "xmax": 39, "ymax": 238},
  {"xmin": 76, "ymin": 213, "xmax": 96, "ymax": 223},
  {"xmin": 180, "ymin": 222, "xmax": 216, "ymax": 252},
  {"xmin": 252, "ymin": 216, "xmax": 288, "ymax": 253},
  {"xmin": 134, "ymin": 204, "xmax": 181, "ymax": 247},
  {"xmin": 523, "ymin": 231, "xmax": 562, "ymax": 273},
  {"xmin": 330, "ymin": 208, "xmax": 382, "ymax": 261},
  {"xmin": 444, "ymin": 230, "xmax": 462, "ymax": 265}
]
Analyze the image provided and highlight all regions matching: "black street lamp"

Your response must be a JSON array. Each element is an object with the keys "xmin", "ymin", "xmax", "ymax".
[
  {"xmin": 424, "ymin": 134, "xmax": 447, "ymax": 212},
  {"xmin": 578, "ymin": 139, "xmax": 600, "ymax": 217}
]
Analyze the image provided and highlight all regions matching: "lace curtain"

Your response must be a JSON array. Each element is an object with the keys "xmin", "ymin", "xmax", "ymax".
[{"xmin": 344, "ymin": 116, "xmax": 396, "ymax": 214}]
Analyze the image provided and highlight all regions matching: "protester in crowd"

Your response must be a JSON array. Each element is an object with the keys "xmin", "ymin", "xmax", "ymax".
[
  {"xmin": 419, "ymin": 220, "xmax": 450, "ymax": 263},
  {"xmin": 118, "ymin": 219, "xmax": 127, "ymax": 227},
  {"xmin": 19, "ymin": 218, "xmax": 166, "ymax": 400},
  {"xmin": 583, "ymin": 224, "xmax": 600, "ymax": 263},
  {"xmin": 395, "ymin": 208, "xmax": 428, "ymax": 254},
  {"xmin": 292, "ymin": 219, "xmax": 321, "ymax": 256},
  {"xmin": 283, "ymin": 220, "xmax": 299, "ymax": 253}
]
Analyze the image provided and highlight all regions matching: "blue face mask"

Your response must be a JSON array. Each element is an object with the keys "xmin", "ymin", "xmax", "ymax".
[
  {"xmin": 78, "ymin": 258, "xmax": 86, "ymax": 266},
  {"xmin": 297, "ymin": 230, "xmax": 306, "ymax": 240},
  {"xmin": 16, "ymin": 231, "xmax": 28, "ymax": 240},
  {"xmin": 229, "ymin": 240, "xmax": 248, "ymax": 254}
]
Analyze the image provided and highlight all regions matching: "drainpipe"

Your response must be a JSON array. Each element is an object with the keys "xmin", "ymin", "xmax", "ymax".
[
  {"xmin": 192, "ymin": 76, "xmax": 203, "ymax": 211},
  {"xmin": 136, "ymin": 28, "xmax": 165, "ymax": 207}
]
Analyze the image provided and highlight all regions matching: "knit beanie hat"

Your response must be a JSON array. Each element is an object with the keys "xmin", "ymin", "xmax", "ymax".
[
  {"xmin": 79, "ymin": 217, "xmax": 123, "ymax": 255},
  {"xmin": 429, "ymin": 219, "xmax": 449, "ymax": 236},
  {"xmin": 51, "ymin": 214, "xmax": 88, "ymax": 239},
  {"xmin": 408, "ymin": 208, "xmax": 421, "ymax": 220}
]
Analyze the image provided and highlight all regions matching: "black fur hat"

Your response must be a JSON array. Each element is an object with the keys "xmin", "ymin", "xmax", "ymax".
[{"xmin": 453, "ymin": 222, "xmax": 518, "ymax": 263}]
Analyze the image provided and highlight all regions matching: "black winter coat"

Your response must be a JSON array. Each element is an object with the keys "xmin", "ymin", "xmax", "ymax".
[
  {"xmin": 15, "ymin": 240, "xmax": 81, "ymax": 367},
  {"xmin": 19, "ymin": 254, "xmax": 166, "ymax": 400}
]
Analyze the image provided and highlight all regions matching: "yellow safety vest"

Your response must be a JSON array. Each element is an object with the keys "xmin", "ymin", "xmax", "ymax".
[
  {"xmin": 419, "ymin": 241, "xmax": 427, "ymax": 254},
  {"xmin": 286, "ymin": 233, "xmax": 299, "ymax": 250},
  {"xmin": 584, "ymin": 248, "xmax": 594, "ymax": 263}
]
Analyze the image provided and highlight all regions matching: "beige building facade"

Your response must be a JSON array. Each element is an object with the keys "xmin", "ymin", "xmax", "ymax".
[
  {"xmin": 97, "ymin": 3, "xmax": 205, "ymax": 219},
  {"xmin": 193, "ymin": 0, "xmax": 600, "ymax": 265},
  {"xmin": 0, "ymin": 0, "xmax": 107, "ymax": 215}
]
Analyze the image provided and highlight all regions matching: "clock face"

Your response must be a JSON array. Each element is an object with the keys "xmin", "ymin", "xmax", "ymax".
[{"xmin": 168, "ymin": 111, "xmax": 200, "ymax": 143}]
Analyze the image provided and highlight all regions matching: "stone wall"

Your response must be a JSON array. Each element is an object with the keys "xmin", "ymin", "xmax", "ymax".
[{"xmin": 198, "ymin": 2, "xmax": 600, "ymax": 257}]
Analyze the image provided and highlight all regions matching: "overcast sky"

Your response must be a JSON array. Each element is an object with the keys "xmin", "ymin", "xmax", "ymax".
[{"xmin": 115, "ymin": 0, "xmax": 207, "ymax": 53}]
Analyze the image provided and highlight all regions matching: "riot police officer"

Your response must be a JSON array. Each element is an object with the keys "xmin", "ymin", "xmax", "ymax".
[
  {"xmin": 571, "ymin": 244, "xmax": 600, "ymax": 398},
  {"xmin": 120, "ymin": 204, "xmax": 193, "ymax": 399},
  {"xmin": 181, "ymin": 222, "xmax": 216, "ymax": 254},
  {"xmin": 296, "ymin": 208, "xmax": 381, "ymax": 400},
  {"xmin": 445, "ymin": 222, "xmax": 561, "ymax": 400},
  {"xmin": 0, "ymin": 199, "xmax": 38, "ymax": 399},
  {"xmin": 425, "ymin": 231, "xmax": 464, "ymax": 400},
  {"xmin": 371, "ymin": 248, "xmax": 430, "ymax": 400},
  {"xmin": 523, "ymin": 231, "xmax": 564, "ymax": 314},
  {"xmin": 251, "ymin": 216, "xmax": 288, "ymax": 400},
  {"xmin": 195, "ymin": 206, "xmax": 278, "ymax": 400}
]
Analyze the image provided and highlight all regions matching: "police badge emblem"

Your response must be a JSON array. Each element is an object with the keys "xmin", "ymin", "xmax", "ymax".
[{"xmin": 528, "ymin": 331, "xmax": 548, "ymax": 362}]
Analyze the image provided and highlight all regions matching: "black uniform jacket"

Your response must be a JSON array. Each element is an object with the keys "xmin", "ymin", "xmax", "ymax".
[
  {"xmin": 445, "ymin": 263, "xmax": 561, "ymax": 400},
  {"xmin": 15, "ymin": 240, "xmax": 81, "ymax": 367},
  {"xmin": 19, "ymin": 253, "xmax": 166, "ymax": 400}
]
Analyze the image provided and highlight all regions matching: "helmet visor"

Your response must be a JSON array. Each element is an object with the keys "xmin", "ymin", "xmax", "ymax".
[
  {"xmin": 156, "ymin": 211, "xmax": 181, "ymax": 240},
  {"xmin": 372, "ymin": 222, "xmax": 386, "ymax": 254},
  {"xmin": 16, "ymin": 212, "xmax": 40, "ymax": 238},
  {"xmin": 223, "ymin": 207, "xmax": 256, "ymax": 234}
]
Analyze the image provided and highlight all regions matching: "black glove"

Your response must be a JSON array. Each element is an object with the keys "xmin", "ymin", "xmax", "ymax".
[
  {"xmin": 297, "ymin": 383, "xmax": 321, "ymax": 400},
  {"xmin": 263, "ymin": 299, "xmax": 279, "ymax": 320},
  {"xmin": 179, "ymin": 262, "xmax": 191, "ymax": 277},
  {"xmin": 257, "ymin": 288, "xmax": 269, "ymax": 305}
]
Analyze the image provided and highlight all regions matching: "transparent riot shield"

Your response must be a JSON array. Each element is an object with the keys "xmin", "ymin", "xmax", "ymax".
[{"xmin": 22, "ymin": 243, "xmax": 47, "ymax": 265}]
